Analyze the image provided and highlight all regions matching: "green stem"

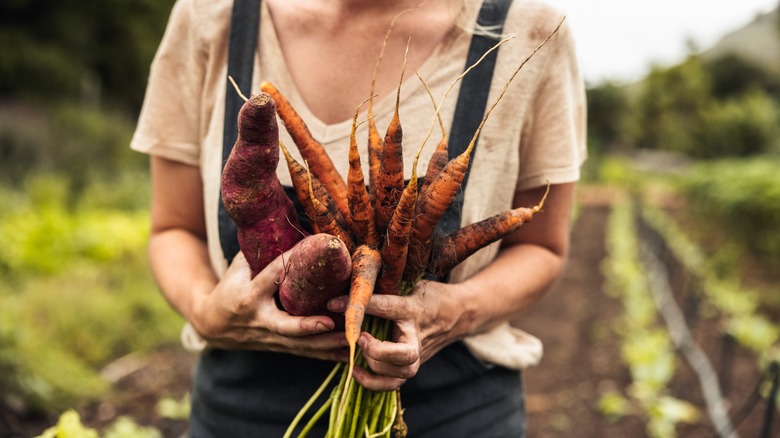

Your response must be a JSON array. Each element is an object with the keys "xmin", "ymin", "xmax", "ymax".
[
  {"xmin": 328, "ymin": 366, "xmax": 350, "ymax": 436},
  {"xmin": 355, "ymin": 390, "xmax": 375, "ymax": 437},
  {"xmin": 347, "ymin": 383, "xmax": 364, "ymax": 437},
  {"xmin": 382, "ymin": 391, "xmax": 395, "ymax": 438},
  {"xmin": 284, "ymin": 363, "xmax": 342, "ymax": 438},
  {"xmin": 294, "ymin": 310, "xmax": 411, "ymax": 437},
  {"xmin": 367, "ymin": 390, "xmax": 387, "ymax": 433},
  {"xmin": 298, "ymin": 396, "xmax": 333, "ymax": 438}
]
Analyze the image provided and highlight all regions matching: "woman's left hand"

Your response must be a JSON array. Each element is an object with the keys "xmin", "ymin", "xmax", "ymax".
[{"xmin": 328, "ymin": 280, "xmax": 473, "ymax": 391}]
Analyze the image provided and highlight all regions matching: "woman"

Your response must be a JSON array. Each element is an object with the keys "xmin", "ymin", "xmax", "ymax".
[{"xmin": 132, "ymin": 0, "xmax": 586, "ymax": 435}]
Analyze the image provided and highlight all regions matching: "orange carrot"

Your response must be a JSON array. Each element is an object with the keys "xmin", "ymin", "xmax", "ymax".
[
  {"xmin": 404, "ymin": 22, "xmax": 563, "ymax": 282},
  {"xmin": 403, "ymin": 137, "xmax": 472, "ymax": 282},
  {"xmin": 373, "ymin": 39, "xmax": 410, "ymax": 234},
  {"xmin": 340, "ymin": 244, "xmax": 382, "ymax": 418},
  {"xmin": 279, "ymin": 140, "xmax": 348, "ymax": 234},
  {"xmin": 367, "ymin": 110, "xmax": 383, "ymax": 201},
  {"xmin": 376, "ymin": 137, "xmax": 425, "ymax": 295},
  {"xmin": 260, "ymin": 81, "xmax": 352, "ymax": 227},
  {"xmin": 348, "ymin": 104, "xmax": 380, "ymax": 247},
  {"xmin": 307, "ymin": 164, "xmax": 356, "ymax": 253},
  {"xmin": 365, "ymin": 4, "xmax": 419, "ymax": 201},
  {"xmin": 430, "ymin": 185, "xmax": 549, "ymax": 276},
  {"xmin": 344, "ymin": 245, "xmax": 382, "ymax": 356},
  {"xmin": 420, "ymin": 139, "xmax": 448, "ymax": 197}
]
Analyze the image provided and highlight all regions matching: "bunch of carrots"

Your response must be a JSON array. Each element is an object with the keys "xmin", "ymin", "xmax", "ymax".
[{"xmin": 221, "ymin": 19, "xmax": 562, "ymax": 438}]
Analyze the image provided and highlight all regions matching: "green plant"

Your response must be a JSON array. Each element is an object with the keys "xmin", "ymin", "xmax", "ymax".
[
  {"xmin": 677, "ymin": 157, "xmax": 780, "ymax": 266},
  {"xmin": 631, "ymin": 57, "xmax": 712, "ymax": 155},
  {"xmin": 641, "ymin": 204, "xmax": 780, "ymax": 358},
  {"xmin": 600, "ymin": 201, "xmax": 699, "ymax": 437},
  {"xmin": 0, "ymin": 177, "xmax": 181, "ymax": 412},
  {"xmin": 156, "ymin": 394, "xmax": 191, "ymax": 421},
  {"xmin": 696, "ymin": 91, "xmax": 780, "ymax": 157},
  {"xmin": 36, "ymin": 410, "xmax": 163, "ymax": 438},
  {"xmin": 36, "ymin": 410, "xmax": 99, "ymax": 438}
]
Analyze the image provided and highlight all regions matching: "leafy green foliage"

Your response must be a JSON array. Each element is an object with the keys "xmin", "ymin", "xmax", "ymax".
[
  {"xmin": 0, "ymin": 103, "xmax": 146, "ymax": 198},
  {"xmin": 645, "ymin": 396, "xmax": 700, "ymax": 438},
  {"xmin": 598, "ymin": 391, "xmax": 633, "ymax": 420},
  {"xmin": 586, "ymin": 82, "xmax": 630, "ymax": 154},
  {"xmin": 600, "ymin": 201, "xmax": 699, "ymax": 438},
  {"xmin": 0, "ymin": 0, "xmax": 176, "ymax": 112},
  {"xmin": 622, "ymin": 330, "xmax": 676, "ymax": 390},
  {"xmin": 632, "ymin": 57, "xmax": 712, "ymax": 155},
  {"xmin": 0, "ymin": 176, "xmax": 181, "ymax": 412},
  {"xmin": 696, "ymin": 91, "xmax": 780, "ymax": 158},
  {"xmin": 36, "ymin": 410, "xmax": 163, "ymax": 438},
  {"xmin": 102, "ymin": 417, "xmax": 162, "ymax": 438},
  {"xmin": 704, "ymin": 53, "xmax": 780, "ymax": 99},
  {"xmin": 36, "ymin": 410, "xmax": 99, "ymax": 438},
  {"xmin": 0, "ymin": 0, "xmax": 178, "ymax": 418},
  {"xmin": 0, "ymin": 176, "xmax": 149, "ymax": 276},
  {"xmin": 677, "ymin": 157, "xmax": 780, "ymax": 265},
  {"xmin": 641, "ymin": 204, "xmax": 780, "ymax": 358},
  {"xmin": 593, "ymin": 45, "xmax": 780, "ymax": 160},
  {"xmin": 156, "ymin": 394, "xmax": 191, "ymax": 421}
]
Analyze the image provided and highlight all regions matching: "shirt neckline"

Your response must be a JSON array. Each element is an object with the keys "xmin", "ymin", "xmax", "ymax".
[{"xmin": 259, "ymin": 2, "xmax": 466, "ymax": 144}]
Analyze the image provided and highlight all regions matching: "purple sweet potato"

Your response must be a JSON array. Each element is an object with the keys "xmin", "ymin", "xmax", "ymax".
[
  {"xmin": 221, "ymin": 92, "xmax": 303, "ymax": 277},
  {"xmin": 279, "ymin": 233, "xmax": 352, "ymax": 316}
]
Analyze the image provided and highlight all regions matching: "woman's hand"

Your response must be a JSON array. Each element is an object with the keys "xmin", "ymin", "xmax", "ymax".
[
  {"xmin": 191, "ymin": 249, "xmax": 349, "ymax": 362},
  {"xmin": 327, "ymin": 280, "xmax": 472, "ymax": 391}
]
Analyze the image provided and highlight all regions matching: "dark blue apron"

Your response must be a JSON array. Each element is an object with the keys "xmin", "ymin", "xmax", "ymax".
[{"xmin": 194, "ymin": 0, "xmax": 524, "ymax": 436}]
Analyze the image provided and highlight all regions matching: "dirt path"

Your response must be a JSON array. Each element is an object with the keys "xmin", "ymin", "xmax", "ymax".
[
  {"xmin": 516, "ymin": 199, "xmax": 648, "ymax": 437},
  {"xmin": 518, "ymin": 193, "xmax": 778, "ymax": 438}
]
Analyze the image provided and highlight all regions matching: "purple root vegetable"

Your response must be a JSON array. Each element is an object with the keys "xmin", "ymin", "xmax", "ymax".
[
  {"xmin": 221, "ymin": 92, "xmax": 303, "ymax": 277},
  {"xmin": 279, "ymin": 233, "xmax": 353, "ymax": 316}
]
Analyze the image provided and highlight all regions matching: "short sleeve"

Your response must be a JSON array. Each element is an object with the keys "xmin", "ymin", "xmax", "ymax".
[
  {"xmin": 130, "ymin": 0, "xmax": 205, "ymax": 166},
  {"xmin": 517, "ymin": 20, "xmax": 587, "ymax": 191}
]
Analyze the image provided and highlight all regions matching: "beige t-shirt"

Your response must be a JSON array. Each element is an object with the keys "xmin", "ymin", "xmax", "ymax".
[{"xmin": 132, "ymin": 0, "xmax": 586, "ymax": 369}]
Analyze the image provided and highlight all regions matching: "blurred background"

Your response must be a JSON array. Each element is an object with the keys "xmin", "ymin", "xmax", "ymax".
[{"xmin": 0, "ymin": 1, "xmax": 778, "ymax": 437}]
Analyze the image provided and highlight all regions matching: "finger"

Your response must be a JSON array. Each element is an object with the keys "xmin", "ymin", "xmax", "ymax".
[
  {"xmin": 359, "ymin": 331, "xmax": 420, "ymax": 367},
  {"xmin": 363, "ymin": 332, "xmax": 421, "ymax": 379},
  {"xmin": 328, "ymin": 294, "xmax": 409, "ymax": 319},
  {"xmin": 362, "ymin": 294, "xmax": 418, "ymax": 322},
  {"xmin": 221, "ymin": 251, "xmax": 252, "ymax": 285},
  {"xmin": 279, "ymin": 332, "xmax": 349, "ymax": 355},
  {"xmin": 352, "ymin": 365, "xmax": 406, "ymax": 392},
  {"xmin": 241, "ymin": 333, "xmax": 350, "ymax": 362},
  {"xmin": 261, "ymin": 306, "xmax": 338, "ymax": 337}
]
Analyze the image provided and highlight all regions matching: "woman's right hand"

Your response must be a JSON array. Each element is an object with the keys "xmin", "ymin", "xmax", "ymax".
[{"xmin": 190, "ymin": 249, "xmax": 349, "ymax": 362}]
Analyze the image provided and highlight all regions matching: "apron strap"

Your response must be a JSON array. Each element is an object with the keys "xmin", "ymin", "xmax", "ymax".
[
  {"xmin": 437, "ymin": 0, "xmax": 514, "ymax": 238},
  {"xmin": 435, "ymin": 0, "xmax": 513, "ymax": 280},
  {"xmin": 219, "ymin": 0, "xmax": 262, "ymax": 263}
]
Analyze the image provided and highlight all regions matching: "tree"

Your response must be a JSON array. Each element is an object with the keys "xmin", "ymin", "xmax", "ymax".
[
  {"xmin": 586, "ymin": 82, "xmax": 630, "ymax": 155},
  {"xmin": 0, "ymin": 0, "xmax": 176, "ymax": 113},
  {"xmin": 704, "ymin": 54, "xmax": 780, "ymax": 99},
  {"xmin": 632, "ymin": 56, "xmax": 712, "ymax": 155}
]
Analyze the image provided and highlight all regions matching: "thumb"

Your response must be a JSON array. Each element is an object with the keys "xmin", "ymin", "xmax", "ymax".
[
  {"xmin": 251, "ymin": 245, "xmax": 299, "ymax": 294},
  {"xmin": 221, "ymin": 251, "xmax": 251, "ymax": 286}
]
